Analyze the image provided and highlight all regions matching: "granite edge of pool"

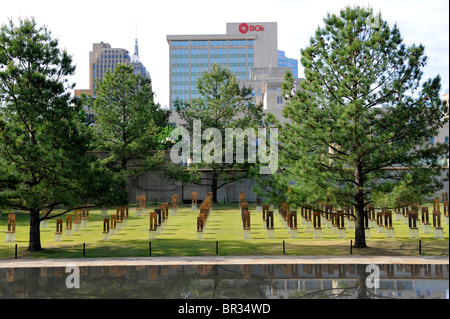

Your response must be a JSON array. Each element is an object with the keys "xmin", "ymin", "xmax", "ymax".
[{"xmin": 0, "ymin": 255, "xmax": 448, "ymax": 268}]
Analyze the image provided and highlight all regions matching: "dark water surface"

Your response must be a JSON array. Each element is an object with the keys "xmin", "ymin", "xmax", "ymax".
[{"xmin": 0, "ymin": 263, "xmax": 448, "ymax": 299}]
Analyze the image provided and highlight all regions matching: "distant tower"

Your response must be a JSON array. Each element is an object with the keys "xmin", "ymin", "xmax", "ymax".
[
  {"xmin": 130, "ymin": 37, "xmax": 150, "ymax": 79},
  {"xmin": 135, "ymin": 22, "xmax": 139, "ymax": 56},
  {"xmin": 134, "ymin": 38, "xmax": 139, "ymax": 57}
]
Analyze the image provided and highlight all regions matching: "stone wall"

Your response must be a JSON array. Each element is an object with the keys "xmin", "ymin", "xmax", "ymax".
[
  {"xmin": 127, "ymin": 169, "xmax": 259, "ymax": 204},
  {"xmin": 126, "ymin": 166, "xmax": 448, "ymax": 205},
  {"xmin": 90, "ymin": 151, "xmax": 448, "ymax": 205}
]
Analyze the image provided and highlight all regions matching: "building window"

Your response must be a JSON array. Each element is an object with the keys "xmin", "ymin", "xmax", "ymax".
[
  {"xmin": 277, "ymin": 96, "xmax": 283, "ymax": 104},
  {"xmin": 172, "ymin": 41, "xmax": 189, "ymax": 47},
  {"xmin": 430, "ymin": 137, "xmax": 435, "ymax": 144},
  {"xmin": 210, "ymin": 40, "xmax": 227, "ymax": 46},
  {"xmin": 445, "ymin": 136, "xmax": 449, "ymax": 144},
  {"xmin": 229, "ymin": 40, "xmax": 246, "ymax": 46},
  {"xmin": 191, "ymin": 41, "xmax": 208, "ymax": 46}
]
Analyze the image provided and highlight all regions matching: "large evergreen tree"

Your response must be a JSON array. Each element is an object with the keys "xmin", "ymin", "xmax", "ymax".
[
  {"xmin": 281, "ymin": 6, "xmax": 448, "ymax": 248},
  {"xmin": 84, "ymin": 64, "xmax": 170, "ymax": 200},
  {"xmin": 0, "ymin": 18, "xmax": 121, "ymax": 252}
]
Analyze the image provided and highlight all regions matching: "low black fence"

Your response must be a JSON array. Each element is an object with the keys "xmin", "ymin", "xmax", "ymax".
[{"xmin": 1, "ymin": 239, "xmax": 429, "ymax": 260}]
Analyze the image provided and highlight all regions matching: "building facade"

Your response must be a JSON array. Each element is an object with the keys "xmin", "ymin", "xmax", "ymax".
[
  {"xmin": 167, "ymin": 22, "xmax": 299, "ymax": 112},
  {"xmin": 131, "ymin": 38, "xmax": 151, "ymax": 80},
  {"xmin": 89, "ymin": 42, "xmax": 131, "ymax": 95},
  {"xmin": 75, "ymin": 39, "xmax": 149, "ymax": 98},
  {"xmin": 240, "ymin": 66, "xmax": 302, "ymax": 122},
  {"xmin": 278, "ymin": 50, "xmax": 298, "ymax": 79},
  {"xmin": 167, "ymin": 34, "xmax": 256, "ymax": 106},
  {"xmin": 437, "ymin": 92, "xmax": 449, "ymax": 166}
]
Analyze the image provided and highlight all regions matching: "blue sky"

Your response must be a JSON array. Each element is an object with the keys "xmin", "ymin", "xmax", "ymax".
[{"xmin": 2, "ymin": 0, "xmax": 449, "ymax": 108}]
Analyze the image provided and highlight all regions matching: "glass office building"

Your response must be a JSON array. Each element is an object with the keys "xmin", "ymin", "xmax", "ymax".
[
  {"xmin": 278, "ymin": 50, "xmax": 299, "ymax": 79},
  {"xmin": 167, "ymin": 22, "xmax": 302, "ymax": 115},
  {"xmin": 167, "ymin": 22, "xmax": 280, "ymax": 109},
  {"xmin": 170, "ymin": 39, "xmax": 255, "ymax": 103}
]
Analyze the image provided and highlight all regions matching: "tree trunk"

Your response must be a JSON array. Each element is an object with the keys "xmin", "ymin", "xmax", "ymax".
[
  {"xmin": 356, "ymin": 264, "xmax": 370, "ymax": 299},
  {"xmin": 122, "ymin": 158, "xmax": 127, "ymax": 172},
  {"xmin": 354, "ymin": 161, "xmax": 367, "ymax": 248},
  {"xmin": 211, "ymin": 173, "xmax": 218, "ymax": 203},
  {"xmin": 354, "ymin": 200, "xmax": 367, "ymax": 248},
  {"xmin": 28, "ymin": 208, "xmax": 42, "ymax": 252}
]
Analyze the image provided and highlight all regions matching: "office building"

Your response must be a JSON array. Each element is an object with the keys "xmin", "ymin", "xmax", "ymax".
[
  {"xmin": 131, "ymin": 38, "xmax": 151, "ymax": 79},
  {"xmin": 240, "ymin": 66, "xmax": 302, "ymax": 122},
  {"xmin": 167, "ymin": 22, "xmax": 301, "ymax": 112},
  {"xmin": 278, "ymin": 50, "xmax": 298, "ymax": 79},
  {"xmin": 436, "ymin": 92, "xmax": 449, "ymax": 166},
  {"xmin": 75, "ymin": 39, "xmax": 149, "ymax": 97},
  {"xmin": 89, "ymin": 42, "xmax": 130, "ymax": 95}
]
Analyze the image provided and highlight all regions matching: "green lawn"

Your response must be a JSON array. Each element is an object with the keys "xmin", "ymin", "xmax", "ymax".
[{"xmin": 0, "ymin": 203, "xmax": 448, "ymax": 259}]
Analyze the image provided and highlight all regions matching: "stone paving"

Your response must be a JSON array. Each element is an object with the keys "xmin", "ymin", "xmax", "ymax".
[{"xmin": 0, "ymin": 255, "xmax": 448, "ymax": 268}]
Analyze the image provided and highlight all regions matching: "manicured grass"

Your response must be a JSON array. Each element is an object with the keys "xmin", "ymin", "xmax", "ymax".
[{"xmin": 0, "ymin": 203, "xmax": 448, "ymax": 259}]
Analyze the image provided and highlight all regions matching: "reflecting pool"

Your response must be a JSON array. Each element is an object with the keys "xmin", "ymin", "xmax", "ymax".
[{"xmin": 0, "ymin": 264, "xmax": 448, "ymax": 299}]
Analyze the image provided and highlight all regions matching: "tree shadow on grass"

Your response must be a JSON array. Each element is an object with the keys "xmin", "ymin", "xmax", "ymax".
[{"xmin": 3, "ymin": 236, "xmax": 448, "ymax": 259}]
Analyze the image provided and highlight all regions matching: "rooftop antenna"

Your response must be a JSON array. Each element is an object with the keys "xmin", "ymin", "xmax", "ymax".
[{"xmin": 134, "ymin": 22, "xmax": 139, "ymax": 57}]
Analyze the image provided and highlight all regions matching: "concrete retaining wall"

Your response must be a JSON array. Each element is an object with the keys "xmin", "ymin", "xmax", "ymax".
[
  {"xmin": 90, "ymin": 151, "xmax": 449, "ymax": 205},
  {"xmin": 127, "ymin": 170, "xmax": 259, "ymax": 204}
]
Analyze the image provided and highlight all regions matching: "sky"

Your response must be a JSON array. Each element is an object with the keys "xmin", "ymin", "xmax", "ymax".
[{"xmin": 2, "ymin": 0, "xmax": 449, "ymax": 109}]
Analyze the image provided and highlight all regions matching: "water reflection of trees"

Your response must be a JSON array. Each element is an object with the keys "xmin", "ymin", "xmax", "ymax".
[
  {"xmin": 0, "ymin": 264, "xmax": 447, "ymax": 299},
  {"xmin": 286, "ymin": 264, "xmax": 378, "ymax": 299}
]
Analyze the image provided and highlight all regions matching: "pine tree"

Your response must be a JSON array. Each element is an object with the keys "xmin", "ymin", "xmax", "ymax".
[
  {"xmin": 251, "ymin": 110, "xmax": 289, "ymax": 207},
  {"xmin": 84, "ymin": 64, "xmax": 170, "ymax": 200},
  {"xmin": 0, "ymin": 18, "xmax": 121, "ymax": 252},
  {"xmin": 172, "ymin": 64, "xmax": 264, "ymax": 203},
  {"xmin": 281, "ymin": 6, "xmax": 448, "ymax": 248}
]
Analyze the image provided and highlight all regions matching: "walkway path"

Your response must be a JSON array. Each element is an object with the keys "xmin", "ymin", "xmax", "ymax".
[{"xmin": 0, "ymin": 255, "xmax": 448, "ymax": 268}]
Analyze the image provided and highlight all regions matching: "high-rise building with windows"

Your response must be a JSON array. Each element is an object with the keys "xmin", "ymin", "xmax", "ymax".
[
  {"xmin": 75, "ymin": 39, "xmax": 149, "ymax": 98},
  {"xmin": 89, "ymin": 42, "xmax": 131, "ymax": 95},
  {"xmin": 277, "ymin": 50, "xmax": 298, "ymax": 79},
  {"xmin": 131, "ymin": 38, "xmax": 151, "ymax": 79},
  {"xmin": 168, "ymin": 37, "xmax": 256, "ymax": 105},
  {"xmin": 167, "ymin": 22, "xmax": 283, "ymax": 109}
]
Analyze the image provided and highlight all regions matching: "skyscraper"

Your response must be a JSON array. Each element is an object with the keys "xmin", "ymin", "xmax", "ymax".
[
  {"xmin": 75, "ymin": 39, "xmax": 149, "ymax": 97},
  {"xmin": 131, "ymin": 38, "xmax": 151, "ymax": 79},
  {"xmin": 277, "ymin": 50, "xmax": 298, "ymax": 79},
  {"xmin": 89, "ymin": 42, "xmax": 131, "ymax": 94},
  {"xmin": 167, "ymin": 22, "xmax": 303, "ymax": 120},
  {"xmin": 167, "ymin": 22, "xmax": 279, "ymax": 109}
]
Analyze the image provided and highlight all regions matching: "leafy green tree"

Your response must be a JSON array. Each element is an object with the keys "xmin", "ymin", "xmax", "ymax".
[
  {"xmin": 0, "ymin": 18, "xmax": 122, "ymax": 252},
  {"xmin": 172, "ymin": 64, "xmax": 264, "ymax": 203},
  {"xmin": 84, "ymin": 64, "xmax": 170, "ymax": 198},
  {"xmin": 281, "ymin": 6, "xmax": 448, "ymax": 248}
]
